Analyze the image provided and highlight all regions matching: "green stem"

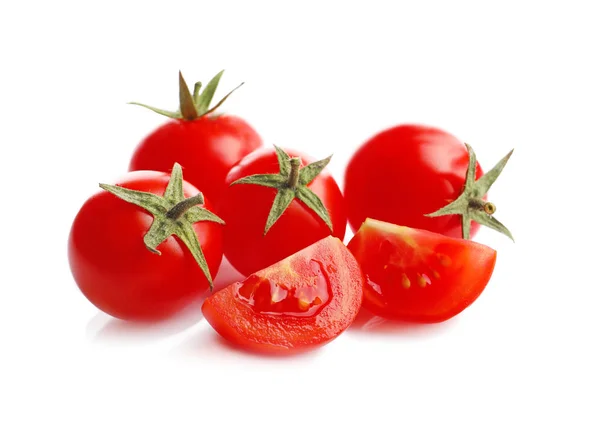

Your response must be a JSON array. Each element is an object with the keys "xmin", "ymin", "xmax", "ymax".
[
  {"xmin": 468, "ymin": 198, "xmax": 496, "ymax": 215},
  {"xmin": 483, "ymin": 202, "xmax": 496, "ymax": 215},
  {"xmin": 179, "ymin": 71, "xmax": 198, "ymax": 120},
  {"xmin": 288, "ymin": 157, "xmax": 301, "ymax": 189},
  {"xmin": 193, "ymin": 81, "xmax": 202, "ymax": 102},
  {"xmin": 166, "ymin": 193, "xmax": 205, "ymax": 219},
  {"xmin": 468, "ymin": 198, "xmax": 486, "ymax": 210}
]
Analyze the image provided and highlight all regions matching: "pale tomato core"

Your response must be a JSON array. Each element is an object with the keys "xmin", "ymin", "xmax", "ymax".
[{"xmin": 235, "ymin": 260, "xmax": 331, "ymax": 317}]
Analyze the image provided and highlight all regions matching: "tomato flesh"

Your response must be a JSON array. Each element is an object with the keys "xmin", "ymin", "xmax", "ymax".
[
  {"xmin": 202, "ymin": 236, "xmax": 363, "ymax": 353},
  {"xmin": 236, "ymin": 260, "xmax": 331, "ymax": 317},
  {"xmin": 129, "ymin": 115, "xmax": 261, "ymax": 201},
  {"xmin": 347, "ymin": 219, "xmax": 496, "ymax": 323}
]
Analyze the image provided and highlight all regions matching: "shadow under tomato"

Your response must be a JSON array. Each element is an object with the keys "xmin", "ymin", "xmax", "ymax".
[
  {"xmin": 85, "ymin": 257, "xmax": 246, "ymax": 344},
  {"xmin": 349, "ymin": 307, "xmax": 459, "ymax": 337},
  {"xmin": 86, "ymin": 297, "xmax": 206, "ymax": 343},
  {"xmin": 173, "ymin": 328, "xmax": 326, "ymax": 362}
]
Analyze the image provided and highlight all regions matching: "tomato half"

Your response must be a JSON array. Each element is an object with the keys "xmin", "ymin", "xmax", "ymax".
[
  {"xmin": 344, "ymin": 124, "xmax": 484, "ymax": 238},
  {"xmin": 347, "ymin": 219, "xmax": 496, "ymax": 323},
  {"xmin": 68, "ymin": 171, "xmax": 223, "ymax": 321},
  {"xmin": 218, "ymin": 147, "xmax": 346, "ymax": 277},
  {"xmin": 202, "ymin": 236, "xmax": 363, "ymax": 353},
  {"xmin": 129, "ymin": 115, "xmax": 261, "ymax": 201}
]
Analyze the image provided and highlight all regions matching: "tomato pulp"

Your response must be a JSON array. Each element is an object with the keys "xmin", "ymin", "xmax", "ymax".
[
  {"xmin": 347, "ymin": 219, "xmax": 496, "ymax": 323},
  {"xmin": 344, "ymin": 124, "xmax": 484, "ymax": 238},
  {"xmin": 202, "ymin": 236, "xmax": 363, "ymax": 353}
]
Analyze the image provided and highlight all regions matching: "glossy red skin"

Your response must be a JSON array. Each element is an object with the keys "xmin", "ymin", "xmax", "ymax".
[
  {"xmin": 68, "ymin": 171, "xmax": 223, "ymax": 321},
  {"xmin": 344, "ymin": 124, "xmax": 484, "ymax": 238},
  {"xmin": 218, "ymin": 148, "xmax": 347, "ymax": 277},
  {"xmin": 347, "ymin": 219, "xmax": 496, "ymax": 322},
  {"xmin": 129, "ymin": 114, "xmax": 262, "ymax": 201},
  {"xmin": 202, "ymin": 236, "xmax": 363, "ymax": 354}
]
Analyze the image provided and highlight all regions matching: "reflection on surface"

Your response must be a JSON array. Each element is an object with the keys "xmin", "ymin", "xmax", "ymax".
[
  {"xmin": 349, "ymin": 307, "xmax": 458, "ymax": 336},
  {"xmin": 171, "ymin": 327, "xmax": 325, "ymax": 362},
  {"xmin": 85, "ymin": 257, "xmax": 245, "ymax": 343},
  {"xmin": 86, "ymin": 298, "xmax": 205, "ymax": 342}
]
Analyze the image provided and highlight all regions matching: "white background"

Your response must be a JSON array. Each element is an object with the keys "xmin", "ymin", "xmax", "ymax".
[{"xmin": 1, "ymin": 1, "xmax": 598, "ymax": 436}]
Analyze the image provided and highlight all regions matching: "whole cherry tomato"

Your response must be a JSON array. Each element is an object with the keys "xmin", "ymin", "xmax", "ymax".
[
  {"xmin": 129, "ymin": 71, "xmax": 262, "ymax": 201},
  {"xmin": 203, "ymin": 236, "xmax": 363, "ymax": 353},
  {"xmin": 347, "ymin": 219, "xmax": 497, "ymax": 322},
  {"xmin": 68, "ymin": 164, "xmax": 224, "ymax": 321},
  {"xmin": 218, "ymin": 146, "xmax": 346, "ymax": 277},
  {"xmin": 344, "ymin": 124, "xmax": 486, "ymax": 239}
]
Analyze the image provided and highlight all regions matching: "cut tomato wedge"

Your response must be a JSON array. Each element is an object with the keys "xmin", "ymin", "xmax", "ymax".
[
  {"xmin": 347, "ymin": 219, "xmax": 497, "ymax": 323},
  {"xmin": 202, "ymin": 236, "xmax": 363, "ymax": 353}
]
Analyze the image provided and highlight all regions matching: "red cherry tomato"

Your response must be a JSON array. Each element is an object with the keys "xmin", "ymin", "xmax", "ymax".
[
  {"xmin": 344, "ymin": 124, "xmax": 484, "ymax": 238},
  {"xmin": 129, "ymin": 114, "xmax": 261, "ymax": 201},
  {"xmin": 347, "ymin": 218, "xmax": 496, "ymax": 323},
  {"xmin": 68, "ymin": 171, "xmax": 223, "ymax": 321},
  {"xmin": 202, "ymin": 236, "xmax": 363, "ymax": 353},
  {"xmin": 218, "ymin": 147, "xmax": 346, "ymax": 277}
]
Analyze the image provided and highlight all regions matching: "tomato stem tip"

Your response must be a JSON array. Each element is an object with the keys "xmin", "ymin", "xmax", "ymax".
[
  {"xmin": 129, "ymin": 69, "xmax": 242, "ymax": 121},
  {"xmin": 166, "ymin": 193, "xmax": 205, "ymax": 220},
  {"xmin": 425, "ymin": 144, "xmax": 514, "ymax": 241},
  {"xmin": 288, "ymin": 157, "xmax": 302, "ymax": 189}
]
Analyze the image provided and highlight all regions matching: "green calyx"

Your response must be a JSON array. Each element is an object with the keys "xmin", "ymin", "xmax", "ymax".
[
  {"xmin": 425, "ymin": 144, "xmax": 514, "ymax": 241},
  {"xmin": 232, "ymin": 145, "xmax": 334, "ymax": 235},
  {"xmin": 129, "ymin": 70, "xmax": 243, "ymax": 121},
  {"xmin": 100, "ymin": 163, "xmax": 225, "ymax": 288}
]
